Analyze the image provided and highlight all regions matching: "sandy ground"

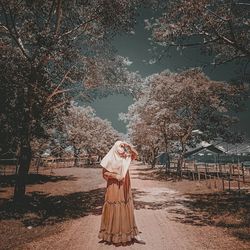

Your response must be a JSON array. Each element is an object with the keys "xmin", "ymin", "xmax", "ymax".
[{"xmin": 19, "ymin": 162, "xmax": 249, "ymax": 250}]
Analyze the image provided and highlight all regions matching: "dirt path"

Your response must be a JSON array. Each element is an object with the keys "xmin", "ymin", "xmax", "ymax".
[{"xmin": 24, "ymin": 163, "xmax": 248, "ymax": 250}]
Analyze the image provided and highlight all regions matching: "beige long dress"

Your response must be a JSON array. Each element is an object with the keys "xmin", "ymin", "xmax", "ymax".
[{"xmin": 98, "ymin": 168, "xmax": 140, "ymax": 244}]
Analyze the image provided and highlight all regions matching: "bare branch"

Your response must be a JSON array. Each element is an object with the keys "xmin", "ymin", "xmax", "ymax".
[
  {"xmin": 54, "ymin": 0, "xmax": 62, "ymax": 37},
  {"xmin": 235, "ymin": 3, "xmax": 250, "ymax": 7},
  {"xmin": 0, "ymin": 3, "xmax": 30, "ymax": 59},
  {"xmin": 45, "ymin": 0, "xmax": 56, "ymax": 30},
  {"xmin": 46, "ymin": 65, "xmax": 76, "ymax": 102},
  {"xmin": 58, "ymin": 7, "xmax": 101, "ymax": 40},
  {"xmin": 204, "ymin": 6, "xmax": 229, "ymax": 22}
]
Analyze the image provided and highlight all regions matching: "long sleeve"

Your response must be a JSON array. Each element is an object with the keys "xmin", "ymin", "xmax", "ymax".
[
  {"xmin": 102, "ymin": 168, "xmax": 123, "ymax": 181},
  {"xmin": 116, "ymin": 143, "xmax": 130, "ymax": 158}
]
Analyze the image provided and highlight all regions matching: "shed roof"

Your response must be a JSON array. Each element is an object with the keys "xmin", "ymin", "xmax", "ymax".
[{"xmin": 184, "ymin": 143, "xmax": 226, "ymax": 157}]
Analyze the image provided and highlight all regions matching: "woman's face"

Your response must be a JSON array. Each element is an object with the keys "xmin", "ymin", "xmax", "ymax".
[
  {"xmin": 121, "ymin": 143, "xmax": 132, "ymax": 153},
  {"xmin": 120, "ymin": 142, "xmax": 138, "ymax": 159}
]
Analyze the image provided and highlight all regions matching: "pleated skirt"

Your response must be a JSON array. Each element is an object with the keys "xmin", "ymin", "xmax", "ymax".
[{"xmin": 98, "ymin": 170, "xmax": 139, "ymax": 244}]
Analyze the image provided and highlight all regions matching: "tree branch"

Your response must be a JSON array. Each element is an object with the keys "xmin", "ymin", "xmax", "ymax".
[
  {"xmin": 46, "ymin": 65, "xmax": 76, "ymax": 103},
  {"xmin": 213, "ymin": 28, "xmax": 250, "ymax": 57},
  {"xmin": 45, "ymin": 0, "xmax": 56, "ymax": 30},
  {"xmin": 1, "ymin": 3, "xmax": 30, "ymax": 60},
  {"xmin": 54, "ymin": 0, "xmax": 62, "ymax": 37},
  {"xmin": 58, "ymin": 13, "xmax": 100, "ymax": 40}
]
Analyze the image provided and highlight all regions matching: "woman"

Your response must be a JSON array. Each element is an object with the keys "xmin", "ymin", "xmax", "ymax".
[{"xmin": 98, "ymin": 140, "xmax": 145, "ymax": 246}]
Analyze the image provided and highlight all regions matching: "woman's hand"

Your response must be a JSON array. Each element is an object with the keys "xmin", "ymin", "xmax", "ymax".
[
  {"xmin": 121, "ymin": 143, "xmax": 138, "ymax": 160},
  {"xmin": 115, "ymin": 174, "xmax": 124, "ymax": 182},
  {"xmin": 103, "ymin": 169, "xmax": 124, "ymax": 182}
]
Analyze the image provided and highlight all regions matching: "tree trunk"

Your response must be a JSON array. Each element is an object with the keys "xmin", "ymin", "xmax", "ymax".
[
  {"xmin": 14, "ymin": 143, "xmax": 32, "ymax": 202},
  {"xmin": 177, "ymin": 140, "xmax": 186, "ymax": 178},
  {"xmin": 97, "ymin": 155, "xmax": 101, "ymax": 162},
  {"xmin": 177, "ymin": 127, "xmax": 192, "ymax": 178},
  {"xmin": 163, "ymin": 132, "xmax": 170, "ymax": 172},
  {"xmin": 73, "ymin": 146, "xmax": 79, "ymax": 167},
  {"xmin": 165, "ymin": 152, "xmax": 170, "ymax": 173},
  {"xmin": 150, "ymin": 147, "xmax": 158, "ymax": 168},
  {"xmin": 177, "ymin": 155, "xmax": 183, "ymax": 178},
  {"xmin": 151, "ymin": 156, "xmax": 157, "ymax": 168},
  {"xmin": 14, "ymin": 81, "xmax": 32, "ymax": 202}
]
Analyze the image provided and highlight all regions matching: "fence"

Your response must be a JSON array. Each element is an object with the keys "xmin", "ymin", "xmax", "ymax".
[
  {"xmin": 0, "ymin": 159, "xmax": 17, "ymax": 175},
  {"xmin": 163, "ymin": 160, "xmax": 250, "ymax": 191},
  {"xmin": 0, "ymin": 156, "xmax": 101, "ymax": 176}
]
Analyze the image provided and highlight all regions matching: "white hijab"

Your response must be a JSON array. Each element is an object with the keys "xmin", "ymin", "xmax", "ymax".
[{"xmin": 100, "ymin": 140, "xmax": 132, "ymax": 178}]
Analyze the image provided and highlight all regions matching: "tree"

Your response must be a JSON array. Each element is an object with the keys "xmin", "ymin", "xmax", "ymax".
[
  {"xmin": 154, "ymin": 69, "xmax": 247, "ymax": 174},
  {"xmin": 121, "ymin": 68, "xmax": 248, "ymax": 174},
  {"xmin": 63, "ymin": 102, "xmax": 121, "ymax": 167},
  {"xmin": 146, "ymin": 0, "xmax": 250, "ymax": 76},
  {"xmin": 0, "ymin": 0, "xmax": 144, "ymax": 201},
  {"xmin": 119, "ymin": 88, "xmax": 164, "ymax": 168},
  {"xmin": 128, "ymin": 119, "xmax": 162, "ymax": 168}
]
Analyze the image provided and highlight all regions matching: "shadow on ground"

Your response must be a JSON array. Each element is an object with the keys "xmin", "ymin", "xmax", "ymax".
[
  {"xmin": 0, "ymin": 174, "xmax": 77, "ymax": 188},
  {"xmin": 0, "ymin": 188, "xmax": 105, "ymax": 227},
  {"xmin": 132, "ymin": 165, "xmax": 250, "ymax": 241},
  {"xmin": 133, "ymin": 185, "xmax": 250, "ymax": 242},
  {"xmin": 178, "ymin": 190, "xmax": 250, "ymax": 241},
  {"xmin": 132, "ymin": 188, "xmax": 187, "ymax": 211},
  {"xmin": 132, "ymin": 166, "xmax": 185, "ymax": 182},
  {"xmin": 130, "ymin": 171, "xmax": 156, "ymax": 181}
]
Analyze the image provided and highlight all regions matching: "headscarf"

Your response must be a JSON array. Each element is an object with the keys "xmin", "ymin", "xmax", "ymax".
[{"xmin": 100, "ymin": 140, "xmax": 135, "ymax": 178}]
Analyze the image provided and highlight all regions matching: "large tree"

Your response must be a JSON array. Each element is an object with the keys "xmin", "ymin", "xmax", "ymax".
[
  {"xmin": 119, "ymin": 84, "xmax": 165, "ymax": 167},
  {"xmin": 121, "ymin": 68, "xmax": 248, "ymax": 174},
  {"xmin": 0, "ymin": 0, "xmax": 144, "ymax": 201}
]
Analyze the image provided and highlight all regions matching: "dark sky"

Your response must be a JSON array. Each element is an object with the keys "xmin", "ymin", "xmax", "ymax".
[{"xmin": 90, "ymin": 7, "xmax": 250, "ymax": 138}]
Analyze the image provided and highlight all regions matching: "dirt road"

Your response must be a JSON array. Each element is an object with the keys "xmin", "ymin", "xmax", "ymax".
[{"xmin": 24, "ymin": 162, "xmax": 248, "ymax": 250}]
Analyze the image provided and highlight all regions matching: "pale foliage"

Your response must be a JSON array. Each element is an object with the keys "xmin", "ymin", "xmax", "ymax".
[
  {"xmin": 120, "ymin": 68, "xmax": 247, "ymax": 167},
  {"xmin": 63, "ymin": 102, "xmax": 122, "ymax": 158},
  {"xmin": 147, "ymin": 0, "xmax": 250, "ymax": 69}
]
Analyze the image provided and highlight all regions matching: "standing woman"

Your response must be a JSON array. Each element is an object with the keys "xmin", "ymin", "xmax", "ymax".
[{"xmin": 98, "ymin": 140, "xmax": 145, "ymax": 246}]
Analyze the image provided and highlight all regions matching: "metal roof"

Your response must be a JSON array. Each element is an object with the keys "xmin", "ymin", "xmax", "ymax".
[{"xmin": 184, "ymin": 143, "xmax": 226, "ymax": 157}]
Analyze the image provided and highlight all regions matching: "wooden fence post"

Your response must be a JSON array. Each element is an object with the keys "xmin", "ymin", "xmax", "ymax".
[
  {"xmin": 208, "ymin": 175, "xmax": 212, "ymax": 189},
  {"xmin": 50, "ymin": 159, "xmax": 53, "ymax": 175},
  {"xmin": 192, "ymin": 171, "xmax": 195, "ymax": 180},
  {"xmin": 237, "ymin": 164, "xmax": 240, "ymax": 183},
  {"xmin": 36, "ymin": 158, "xmax": 39, "ymax": 174},
  {"xmin": 222, "ymin": 178, "xmax": 225, "ymax": 191},
  {"xmin": 229, "ymin": 164, "xmax": 232, "ymax": 179},
  {"xmin": 214, "ymin": 176, "xmax": 217, "ymax": 189},
  {"xmin": 204, "ymin": 168, "xmax": 207, "ymax": 181},
  {"xmin": 195, "ymin": 163, "xmax": 198, "ymax": 175},
  {"xmin": 241, "ymin": 163, "xmax": 245, "ymax": 183}
]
